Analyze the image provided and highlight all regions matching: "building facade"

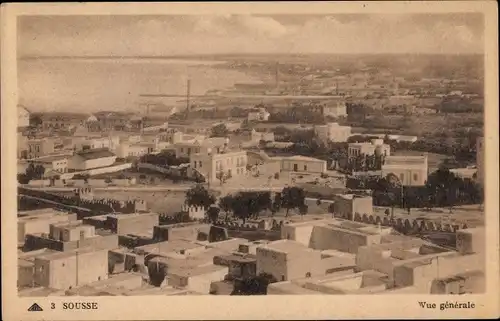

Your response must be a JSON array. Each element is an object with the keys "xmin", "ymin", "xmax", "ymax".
[
  {"xmin": 18, "ymin": 105, "xmax": 31, "ymax": 128},
  {"xmin": 69, "ymin": 149, "xmax": 117, "ymax": 170},
  {"xmin": 280, "ymin": 156, "xmax": 327, "ymax": 174},
  {"xmin": 27, "ymin": 139, "xmax": 56, "ymax": 159},
  {"xmin": 321, "ymin": 102, "xmax": 347, "ymax": 118},
  {"xmin": 256, "ymin": 240, "xmax": 323, "ymax": 282},
  {"xmin": 190, "ymin": 150, "xmax": 247, "ymax": 184},
  {"xmin": 314, "ymin": 123, "xmax": 352, "ymax": 143},
  {"xmin": 381, "ymin": 155, "xmax": 428, "ymax": 186},
  {"xmin": 348, "ymin": 139, "xmax": 391, "ymax": 159}
]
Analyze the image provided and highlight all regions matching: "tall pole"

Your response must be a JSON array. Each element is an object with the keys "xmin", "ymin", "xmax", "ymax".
[
  {"xmin": 275, "ymin": 62, "xmax": 279, "ymax": 91},
  {"xmin": 185, "ymin": 79, "xmax": 191, "ymax": 120}
]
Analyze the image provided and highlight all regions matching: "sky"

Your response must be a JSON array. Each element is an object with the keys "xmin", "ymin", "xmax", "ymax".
[{"xmin": 18, "ymin": 13, "xmax": 484, "ymax": 57}]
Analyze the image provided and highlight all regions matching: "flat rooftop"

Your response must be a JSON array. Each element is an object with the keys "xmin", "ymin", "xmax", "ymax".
[
  {"xmin": 169, "ymin": 263, "xmax": 227, "ymax": 277},
  {"xmin": 268, "ymin": 281, "xmax": 323, "ymax": 295},
  {"xmin": 134, "ymin": 239, "xmax": 202, "ymax": 255},
  {"xmin": 124, "ymin": 286, "xmax": 190, "ymax": 296},
  {"xmin": 262, "ymin": 239, "xmax": 311, "ymax": 253},
  {"xmin": 34, "ymin": 246, "xmax": 108, "ymax": 261},
  {"xmin": 18, "ymin": 287, "xmax": 65, "ymax": 297}
]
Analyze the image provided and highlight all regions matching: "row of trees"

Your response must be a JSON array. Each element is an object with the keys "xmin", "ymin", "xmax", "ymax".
[
  {"xmin": 184, "ymin": 185, "xmax": 309, "ymax": 223},
  {"xmin": 347, "ymin": 168, "xmax": 483, "ymax": 211},
  {"xmin": 17, "ymin": 163, "xmax": 46, "ymax": 184},
  {"xmin": 139, "ymin": 151, "xmax": 189, "ymax": 167}
]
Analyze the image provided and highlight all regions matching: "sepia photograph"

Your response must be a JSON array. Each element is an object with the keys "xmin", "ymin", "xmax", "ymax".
[{"xmin": 2, "ymin": 2, "xmax": 499, "ymax": 320}]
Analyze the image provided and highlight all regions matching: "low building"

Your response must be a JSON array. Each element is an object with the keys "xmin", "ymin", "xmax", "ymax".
[
  {"xmin": 190, "ymin": 149, "xmax": 247, "ymax": 184},
  {"xmin": 176, "ymin": 137, "xmax": 228, "ymax": 159},
  {"xmin": 332, "ymin": 194, "xmax": 373, "ymax": 220},
  {"xmin": 280, "ymin": 155, "xmax": 327, "ymax": 175},
  {"xmin": 281, "ymin": 218, "xmax": 392, "ymax": 254},
  {"xmin": 214, "ymin": 253, "xmax": 257, "ymax": 280},
  {"xmin": 18, "ymin": 105, "xmax": 31, "ymax": 128},
  {"xmin": 256, "ymin": 240, "xmax": 323, "ymax": 282},
  {"xmin": 381, "ymin": 155, "xmax": 428, "ymax": 186},
  {"xmin": 33, "ymin": 247, "xmax": 109, "ymax": 290},
  {"xmin": 116, "ymin": 143, "xmax": 149, "ymax": 158},
  {"xmin": 356, "ymin": 239, "xmax": 454, "ymax": 282},
  {"xmin": 247, "ymin": 108, "xmax": 270, "ymax": 122},
  {"xmin": 24, "ymin": 221, "xmax": 119, "ymax": 252},
  {"xmin": 314, "ymin": 123, "xmax": 352, "ymax": 143},
  {"xmin": 268, "ymin": 269, "xmax": 389, "ymax": 295},
  {"xmin": 168, "ymin": 264, "xmax": 229, "ymax": 294},
  {"xmin": 18, "ymin": 210, "xmax": 77, "ymax": 245},
  {"xmin": 18, "ymin": 248, "xmax": 58, "ymax": 288},
  {"xmin": 250, "ymin": 129, "xmax": 275, "ymax": 143},
  {"xmin": 84, "ymin": 213, "xmax": 159, "ymax": 236},
  {"xmin": 65, "ymin": 273, "xmax": 145, "ymax": 295},
  {"xmin": 69, "ymin": 148, "xmax": 117, "ymax": 170},
  {"xmin": 321, "ymin": 101, "xmax": 347, "ymax": 118},
  {"xmin": 30, "ymin": 155, "xmax": 70, "ymax": 175},
  {"xmin": 17, "ymin": 133, "xmax": 29, "ymax": 159},
  {"xmin": 348, "ymin": 139, "xmax": 390, "ymax": 159},
  {"xmin": 76, "ymin": 136, "xmax": 121, "ymax": 153},
  {"xmin": 27, "ymin": 138, "xmax": 56, "ymax": 159}
]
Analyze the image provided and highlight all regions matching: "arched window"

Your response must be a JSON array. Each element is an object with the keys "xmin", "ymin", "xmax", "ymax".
[{"xmin": 305, "ymin": 272, "xmax": 311, "ymax": 278}]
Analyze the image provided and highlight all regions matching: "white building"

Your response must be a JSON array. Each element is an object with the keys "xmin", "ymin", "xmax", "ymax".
[
  {"xmin": 75, "ymin": 136, "xmax": 121, "ymax": 153},
  {"xmin": 69, "ymin": 148, "xmax": 117, "ymax": 170},
  {"xmin": 280, "ymin": 155, "xmax": 327, "ymax": 174},
  {"xmin": 18, "ymin": 105, "xmax": 31, "ymax": 128},
  {"xmin": 31, "ymin": 155, "xmax": 70, "ymax": 176},
  {"xmin": 190, "ymin": 149, "xmax": 247, "ymax": 184},
  {"xmin": 348, "ymin": 139, "xmax": 391, "ymax": 159},
  {"xmin": 314, "ymin": 123, "xmax": 352, "ymax": 143},
  {"xmin": 381, "ymin": 155, "xmax": 428, "ymax": 186},
  {"xmin": 175, "ymin": 137, "xmax": 228, "ymax": 159},
  {"xmin": 250, "ymin": 129, "xmax": 275, "ymax": 143},
  {"xmin": 247, "ymin": 108, "xmax": 270, "ymax": 122},
  {"xmin": 116, "ymin": 143, "xmax": 150, "ymax": 158},
  {"xmin": 256, "ymin": 240, "xmax": 323, "ymax": 282},
  {"xmin": 322, "ymin": 102, "xmax": 347, "ymax": 118}
]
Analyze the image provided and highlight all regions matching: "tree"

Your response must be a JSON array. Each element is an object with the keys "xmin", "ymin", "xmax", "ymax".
[
  {"xmin": 25, "ymin": 163, "xmax": 46, "ymax": 180},
  {"xmin": 206, "ymin": 205, "xmax": 220, "ymax": 224},
  {"xmin": 211, "ymin": 124, "xmax": 229, "ymax": 137},
  {"xmin": 426, "ymin": 167, "xmax": 459, "ymax": 208},
  {"xmin": 148, "ymin": 264, "xmax": 167, "ymax": 287},
  {"xmin": 231, "ymin": 273, "xmax": 278, "ymax": 295},
  {"xmin": 185, "ymin": 184, "xmax": 216, "ymax": 209},
  {"xmin": 299, "ymin": 204, "xmax": 308, "ymax": 217},
  {"xmin": 281, "ymin": 186, "xmax": 306, "ymax": 217},
  {"xmin": 219, "ymin": 195, "xmax": 234, "ymax": 221},
  {"xmin": 272, "ymin": 192, "xmax": 282, "ymax": 213},
  {"xmin": 328, "ymin": 203, "xmax": 335, "ymax": 218}
]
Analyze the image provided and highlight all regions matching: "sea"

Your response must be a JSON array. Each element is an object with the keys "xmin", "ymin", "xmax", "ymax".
[{"xmin": 17, "ymin": 57, "xmax": 261, "ymax": 113}]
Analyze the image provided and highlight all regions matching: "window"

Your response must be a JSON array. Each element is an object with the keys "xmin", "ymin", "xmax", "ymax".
[
  {"xmin": 304, "ymin": 165, "xmax": 308, "ymax": 171},
  {"xmin": 413, "ymin": 173, "xmax": 418, "ymax": 181},
  {"xmin": 180, "ymin": 148, "xmax": 184, "ymax": 153},
  {"xmin": 80, "ymin": 231, "xmax": 85, "ymax": 239},
  {"xmin": 399, "ymin": 173, "xmax": 404, "ymax": 181},
  {"xmin": 281, "ymin": 275, "xmax": 285, "ymax": 281},
  {"xmin": 62, "ymin": 263, "xmax": 65, "ymax": 267},
  {"xmin": 193, "ymin": 162, "xmax": 197, "ymax": 168},
  {"xmin": 199, "ymin": 161, "xmax": 202, "ymax": 168},
  {"xmin": 306, "ymin": 272, "xmax": 311, "ymax": 278}
]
